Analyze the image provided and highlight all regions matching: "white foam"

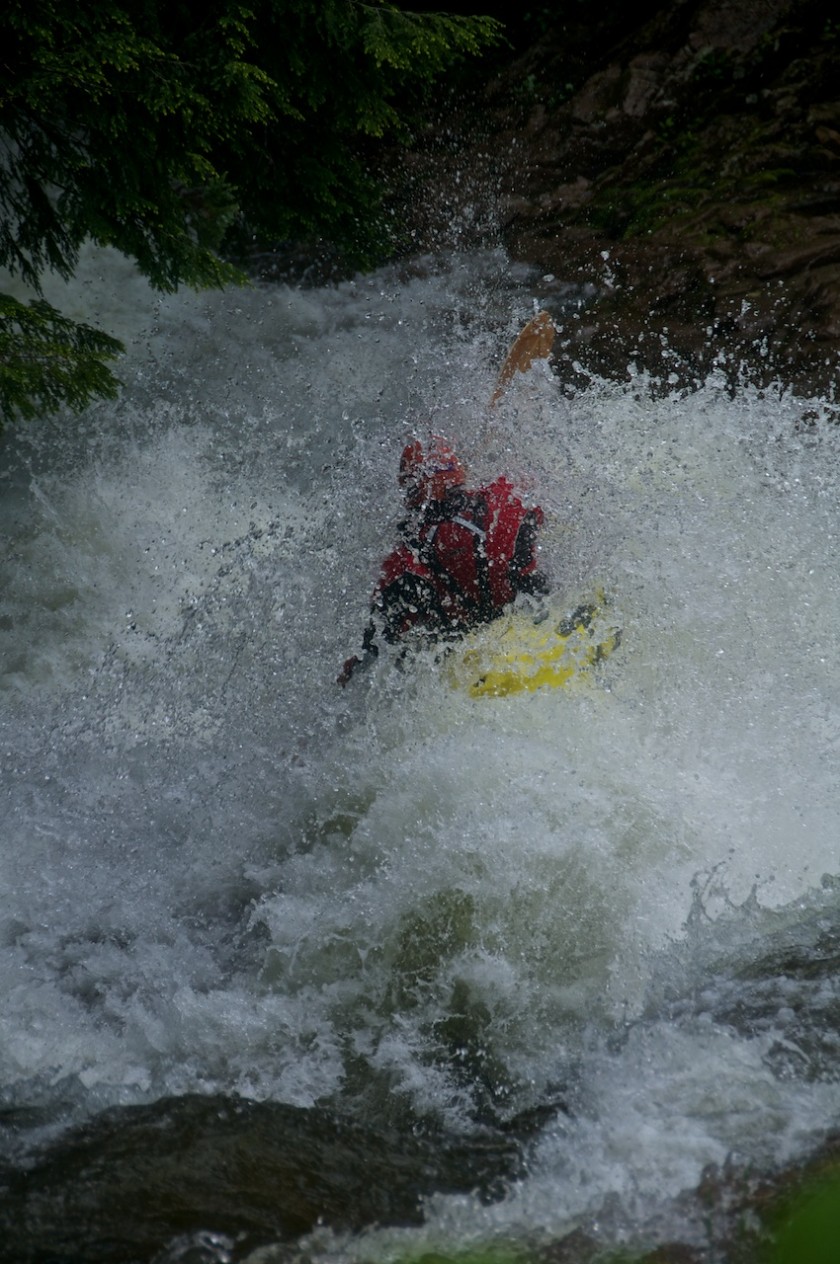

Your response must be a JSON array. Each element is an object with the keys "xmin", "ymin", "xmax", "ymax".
[{"xmin": 3, "ymin": 246, "xmax": 840, "ymax": 1244}]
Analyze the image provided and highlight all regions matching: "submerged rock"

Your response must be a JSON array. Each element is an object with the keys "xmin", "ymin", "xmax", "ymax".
[{"xmin": 0, "ymin": 1094, "xmax": 521, "ymax": 1264}]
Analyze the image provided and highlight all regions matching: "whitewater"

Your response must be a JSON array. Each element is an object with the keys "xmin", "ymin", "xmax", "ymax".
[{"xmin": 1, "ymin": 243, "xmax": 840, "ymax": 1260}]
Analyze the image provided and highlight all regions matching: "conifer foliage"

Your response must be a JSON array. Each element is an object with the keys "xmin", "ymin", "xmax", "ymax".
[{"xmin": 0, "ymin": 1, "xmax": 501, "ymax": 426}]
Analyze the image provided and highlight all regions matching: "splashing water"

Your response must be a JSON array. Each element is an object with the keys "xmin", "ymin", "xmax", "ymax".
[{"xmin": 2, "ymin": 244, "xmax": 840, "ymax": 1258}]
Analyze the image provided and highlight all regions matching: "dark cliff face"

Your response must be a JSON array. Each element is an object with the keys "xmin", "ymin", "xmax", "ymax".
[{"xmin": 408, "ymin": 0, "xmax": 840, "ymax": 394}]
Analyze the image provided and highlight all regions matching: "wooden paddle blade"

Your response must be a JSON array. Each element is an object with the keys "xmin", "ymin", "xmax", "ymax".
[{"xmin": 491, "ymin": 310, "xmax": 556, "ymax": 405}]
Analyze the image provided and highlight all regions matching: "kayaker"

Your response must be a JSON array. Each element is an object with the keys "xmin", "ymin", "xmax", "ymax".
[{"xmin": 338, "ymin": 435, "xmax": 548, "ymax": 685}]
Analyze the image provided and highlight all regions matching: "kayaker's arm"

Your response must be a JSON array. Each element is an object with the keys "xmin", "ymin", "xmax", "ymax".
[
  {"xmin": 510, "ymin": 507, "xmax": 549, "ymax": 596},
  {"xmin": 337, "ymin": 569, "xmax": 447, "ymax": 686},
  {"xmin": 337, "ymin": 621, "xmax": 379, "ymax": 686}
]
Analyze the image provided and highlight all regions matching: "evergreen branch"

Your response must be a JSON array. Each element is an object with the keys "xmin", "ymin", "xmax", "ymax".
[
  {"xmin": 0, "ymin": 0, "xmax": 504, "ymax": 421},
  {"xmin": 0, "ymin": 294, "xmax": 122, "ymax": 426}
]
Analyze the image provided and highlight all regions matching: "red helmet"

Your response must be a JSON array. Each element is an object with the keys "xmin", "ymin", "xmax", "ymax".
[{"xmin": 399, "ymin": 436, "xmax": 465, "ymax": 507}]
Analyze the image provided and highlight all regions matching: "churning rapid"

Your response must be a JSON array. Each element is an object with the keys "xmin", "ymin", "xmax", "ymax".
[{"xmin": 2, "ymin": 243, "xmax": 840, "ymax": 1260}]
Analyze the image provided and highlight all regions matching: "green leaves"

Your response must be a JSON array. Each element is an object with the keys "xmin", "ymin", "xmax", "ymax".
[
  {"xmin": 3, "ymin": 13, "xmax": 233, "ymax": 297},
  {"xmin": 0, "ymin": 295, "xmax": 122, "ymax": 423},
  {"xmin": 360, "ymin": 5, "xmax": 502, "ymax": 73}
]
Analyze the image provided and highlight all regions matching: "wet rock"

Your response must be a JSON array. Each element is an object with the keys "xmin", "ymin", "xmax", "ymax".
[
  {"xmin": 403, "ymin": 0, "xmax": 840, "ymax": 395},
  {"xmin": 0, "ymin": 1094, "xmax": 521, "ymax": 1264}
]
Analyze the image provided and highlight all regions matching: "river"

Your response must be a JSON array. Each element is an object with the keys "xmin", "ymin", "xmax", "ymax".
[{"xmin": 1, "ymin": 244, "xmax": 840, "ymax": 1262}]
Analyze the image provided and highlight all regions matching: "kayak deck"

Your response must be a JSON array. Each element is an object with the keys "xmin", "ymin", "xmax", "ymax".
[{"xmin": 446, "ymin": 597, "xmax": 621, "ymax": 698}]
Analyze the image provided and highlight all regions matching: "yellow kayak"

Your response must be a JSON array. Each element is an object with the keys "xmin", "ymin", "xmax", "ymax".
[{"xmin": 446, "ymin": 596, "xmax": 621, "ymax": 699}]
